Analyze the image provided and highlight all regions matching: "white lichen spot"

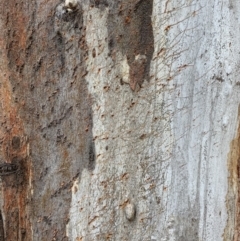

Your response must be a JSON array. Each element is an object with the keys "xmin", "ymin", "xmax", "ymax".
[
  {"xmin": 124, "ymin": 202, "xmax": 136, "ymax": 221},
  {"xmin": 135, "ymin": 54, "xmax": 147, "ymax": 62},
  {"xmin": 121, "ymin": 55, "xmax": 130, "ymax": 84},
  {"xmin": 222, "ymin": 115, "xmax": 229, "ymax": 128},
  {"xmin": 65, "ymin": 0, "xmax": 78, "ymax": 12},
  {"xmin": 225, "ymin": 60, "xmax": 232, "ymax": 75},
  {"xmin": 71, "ymin": 179, "xmax": 79, "ymax": 194}
]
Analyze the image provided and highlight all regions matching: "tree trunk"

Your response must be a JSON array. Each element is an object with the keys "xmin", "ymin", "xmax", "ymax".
[{"xmin": 0, "ymin": 0, "xmax": 239, "ymax": 240}]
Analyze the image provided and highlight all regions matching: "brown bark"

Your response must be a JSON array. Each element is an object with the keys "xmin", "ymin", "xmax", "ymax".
[{"xmin": 0, "ymin": 0, "xmax": 93, "ymax": 240}]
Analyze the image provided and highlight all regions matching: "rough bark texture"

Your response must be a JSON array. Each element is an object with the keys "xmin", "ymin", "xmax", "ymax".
[{"xmin": 0, "ymin": 0, "xmax": 240, "ymax": 240}]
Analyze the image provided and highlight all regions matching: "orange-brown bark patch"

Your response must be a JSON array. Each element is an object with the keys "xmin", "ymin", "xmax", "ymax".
[
  {"xmin": 224, "ymin": 106, "xmax": 240, "ymax": 240},
  {"xmin": 0, "ymin": 1, "xmax": 32, "ymax": 240}
]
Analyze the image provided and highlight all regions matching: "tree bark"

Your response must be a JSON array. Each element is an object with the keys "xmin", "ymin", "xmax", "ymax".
[{"xmin": 0, "ymin": 0, "xmax": 239, "ymax": 240}]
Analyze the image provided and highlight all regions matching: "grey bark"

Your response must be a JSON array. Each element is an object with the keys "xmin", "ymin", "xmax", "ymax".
[{"xmin": 0, "ymin": 0, "xmax": 239, "ymax": 240}]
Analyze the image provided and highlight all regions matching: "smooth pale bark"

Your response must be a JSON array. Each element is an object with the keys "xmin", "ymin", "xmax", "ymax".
[{"xmin": 0, "ymin": 0, "xmax": 239, "ymax": 240}]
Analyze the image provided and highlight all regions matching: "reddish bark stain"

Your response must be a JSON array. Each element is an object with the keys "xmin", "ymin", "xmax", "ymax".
[{"xmin": 0, "ymin": 1, "xmax": 32, "ymax": 240}]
